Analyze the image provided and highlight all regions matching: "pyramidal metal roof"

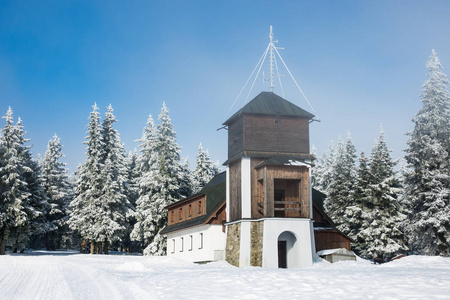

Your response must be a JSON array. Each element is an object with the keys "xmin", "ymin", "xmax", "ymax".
[{"xmin": 223, "ymin": 91, "xmax": 314, "ymax": 125}]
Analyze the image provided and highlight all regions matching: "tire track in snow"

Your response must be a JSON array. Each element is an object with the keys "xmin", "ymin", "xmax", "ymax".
[
  {"xmin": 0, "ymin": 254, "xmax": 70, "ymax": 299},
  {"xmin": 62, "ymin": 255, "xmax": 123, "ymax": 300}
]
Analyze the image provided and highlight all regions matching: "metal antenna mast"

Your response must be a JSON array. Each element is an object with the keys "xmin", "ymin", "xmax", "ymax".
[
  {"xmin": 263, "ymin": 25, "xmax": 284, "ymax": 94},
  {"xmin": 265, "ymin": 26, "xmax": 283, "ymax": 92},
  {"xmin": 269, "ymin": 26, "xmax": 275, "ymax": 92},
  {"xmin": 222, "ymin": 26, "xmax": 319, "ymax": 123}
]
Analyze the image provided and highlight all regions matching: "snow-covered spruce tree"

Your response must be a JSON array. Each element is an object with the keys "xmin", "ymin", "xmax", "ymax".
[
  {"xmin": 179, "ymin": 156, "xmax": 193, "ymax": 198},
  {"xmin": 95, "ymin": 104, "xmax": 132, "ymax": 254},
  {"xmin": 118, "ymin": 150, "xmax": 140, "ymax": 252},
  {"xmin": 403, "ymin": 50, "xmax": 450, "ymax": 256},
  {"xmin": 41, "ymin": 134, "xmax": 72, "ymax": 250},
  {"xmin": 143, "ymin": 102, "xmax": 185, "ymax": 255},
  {"xmin": 0, "ymin": 108, "xmax": 30, "ymax": 254},
  {"xmin": 7, "ymin": 114, "xmax": 52, "ymax": 252},
  {"xmin": 324, "ymin": 134, "xmax": 357, "ymax": 235},
  {"xmin": 18, "ymin": 117, "xmax": 54, "ymax": 249},
  {"xmin": 69, "ymin": 104, "xmax": 104, "ymax": 253},
  {"xmin": 126, "ymin": 149, "xmax": 140, "ymax": 208},
  {"xmin": 131, "ymin": 114, "xmax": 160, "ymax": 249},
  {"xmin": 344, "ymin": 151, "xmax": 370, "ymax": 252},
  {"xmin": 314, "ymin": 141, "xmax": 335, "ymax": 195},
  {"xmin": 356, "ymin": 128, "xmax": 408, "ymax": 259},
  {"xmin": 192, "ymin": 143, "xmax": 219, "ymax": 194}
]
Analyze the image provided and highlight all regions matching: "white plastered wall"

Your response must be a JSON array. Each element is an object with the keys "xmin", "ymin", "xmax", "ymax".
[
  {"xmin": 166, "ymin": 224, "xmax": 225, "ymax": 263},
  {"xmin": 238, "ymin": 157, "xmax": 252, "ymax": 267},
  {"xmin": 262, "ymin": 218, "xmax": 313, "ymax": 268}
]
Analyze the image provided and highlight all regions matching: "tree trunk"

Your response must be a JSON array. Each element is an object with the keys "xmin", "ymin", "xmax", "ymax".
[
  {"xmin": 13, "ymin": 248, "xmax": 17, "ymax": 253},
  {"xmin": 97, "ymin": 242, "xmax": 102, "ymax": 254},
  {"xmin": 46, "ymin": 232, "xmax": 51, "ymax": 250},
  {"xmin": 103, "ymin": 240, "xmax": 109, "ymax": 255},
  {"xmin": 0, "ymin": 236, "xmax": 5, "ymax": 255},
  {"xmin": 90, "ymin": 242, "xmax": 95, "ymax": 254}
]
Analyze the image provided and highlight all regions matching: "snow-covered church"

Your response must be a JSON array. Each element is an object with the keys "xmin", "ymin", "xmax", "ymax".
[{"xmin": 161, "ymin": 91, "xmax": 352, "ymax": 268}]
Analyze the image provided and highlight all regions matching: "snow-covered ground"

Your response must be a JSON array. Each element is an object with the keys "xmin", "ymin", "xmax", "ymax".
[{"xmin": 0, "ymin": 251, "xmax": 449, "ymax": 299}]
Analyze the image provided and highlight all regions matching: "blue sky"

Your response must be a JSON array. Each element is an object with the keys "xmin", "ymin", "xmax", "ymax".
[{"xmin": 1, "ymin": 1, "xmax": 450, "ymax": 173}]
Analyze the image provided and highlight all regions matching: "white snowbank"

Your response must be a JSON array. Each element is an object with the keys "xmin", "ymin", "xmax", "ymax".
[{"xmin": 0, "ymin": 250, "xmax": 449, "ymax": 299}]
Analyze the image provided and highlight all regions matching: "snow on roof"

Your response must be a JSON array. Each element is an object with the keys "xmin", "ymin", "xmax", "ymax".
[{"xmin": 317, "ymin": 248, "xmax": 354, "ymax": 256}]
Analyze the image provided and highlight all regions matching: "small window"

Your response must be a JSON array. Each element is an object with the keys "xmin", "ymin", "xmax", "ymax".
[
  {"xmin": 171, "ymin": 210, "xmax": 174, "ymax": 223},
  {"xmin": 171, "ymin": 239, "xmax": 175, "ymax": 254},
  {"xmin": 188, "ymin": 204, "xmax": 192, "ymax": 217},
  {"xmin": 198, "ymin": 201, "xmax": 202, "ymax": 214},
  {"xmin": 179, "ymin": 207, "xmax": 183, "ymax": 220},
  {"xmin": 180, "ymin": 237, "xmax": 184, "ymax": 252},
  {"xmin": 199, "ymin": 233, "xmax": 203, "ymax": 249},
  {"xmin": 189, "ymin": 235, "xmax": 193, "ymax": 251}
]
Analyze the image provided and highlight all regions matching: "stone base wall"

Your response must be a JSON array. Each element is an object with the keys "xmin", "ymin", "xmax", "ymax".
[
  {"xmin": 250, "ymin": 221, "xmax": 264, "ymax": 267},
  {"xmin": 225, "ymin": 223, "xmax": 240, "ymax": 267}
]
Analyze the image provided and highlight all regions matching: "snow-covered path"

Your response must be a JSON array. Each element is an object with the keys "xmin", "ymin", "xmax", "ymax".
[{"xmin": 0, "ymin": 251, "xmax": 449, "ymax": 299}]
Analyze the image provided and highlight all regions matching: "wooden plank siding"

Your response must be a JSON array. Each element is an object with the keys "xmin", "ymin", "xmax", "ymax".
[
  {"xmin": 274, "ymin": 179, "xmax": 301, "ymax": 218},
  {"xmin": 228, "ymin": 160, "xmax": 242, "ymax": 222},
  {"xmin": 227, "ymin": 116, "xmax": 244, "ymax": 158},
  {"xmin": 168, "ymin": 195, "xmax": 207, "ymax": 226},
  {"xmin": 208, "ymin": 205, "xmax": 226, "ymax": 225},
  {"xmin": 251, "ymin": 158, "xmax": 265, "ymax": 218},
  {"xmin": 255, "ymin": 164, "xmax": 310, "ymax": 219},
  {"xmin": 314, "ymin": 230, "xmax": 351, "ymax": 252},
  {"xmin": 243, "ymin": 114, "xmax": 310, "ymax": 154}
]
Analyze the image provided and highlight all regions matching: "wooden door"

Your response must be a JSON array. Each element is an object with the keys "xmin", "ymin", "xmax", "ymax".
[{"xmin": 278, "ymin": 240, "xmax": 287, "ymax": 268}]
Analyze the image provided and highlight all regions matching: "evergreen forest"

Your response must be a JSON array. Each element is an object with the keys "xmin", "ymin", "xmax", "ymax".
[{"xmin": 1, "ymin": 50, "xmax": 449, "ymax": 258}]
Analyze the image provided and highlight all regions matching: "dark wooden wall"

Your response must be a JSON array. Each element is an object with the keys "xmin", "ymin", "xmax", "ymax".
[
  {"xmin": 228, "ymin": 160, "xmax": 242, "ymax": 222},
  {"xmin": 227, "ymin": 116, "xmax": 244, "ymax": 158},
  {"xmin": 274, "ymin": 179, "xmax": 301, "ymax": 218},
  {"xmin": 256, "ymin": 165, "xmax": 310, "ymax": 219},
  {"xmin": 227, "ymin": 114, "xmax": 310, "ymax": 159},
  {"xmin": 314, "ymin": 231, "xmax": 351, "ymax": 251},
  {"xmin": 168, "ymin": 195, "xmax": 206, "ymax": 226},
  {"xmin": 251, "ymin": 158, "xmax": 265, "ymax": 218},
  {"xmin": 208, "ymin": 205, "xmax": 226, "ymax": 226},
  {"xmin": 244, "ymin": 114, "xmax": 309, "ymax": 154}
]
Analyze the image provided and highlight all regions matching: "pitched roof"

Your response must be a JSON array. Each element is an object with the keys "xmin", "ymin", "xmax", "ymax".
[
  {"xmin": 223, "ymin": 91, "xmax": 314, "ymax": 125},
  {"xmin": 161, "ymin": 172, "xmax": 226, "ymax": 235}
]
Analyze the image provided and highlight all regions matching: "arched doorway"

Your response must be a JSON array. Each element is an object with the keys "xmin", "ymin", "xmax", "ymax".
[{"xmin": 277, "ymin": 231, "xmax": 297, "ymax": 268}]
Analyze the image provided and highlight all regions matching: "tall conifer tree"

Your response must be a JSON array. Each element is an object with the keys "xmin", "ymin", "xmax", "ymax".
[
  {"xmin": 357, "ymin": 129, "xmax": 407, "ymax": 259},
  {"xmin": 16, "ymin": 117, "xmax": 53, "ymax": 250},
  {"xmin": 131, "ymin": 114, "xmax": 159, "ymax": 248},
  {"xmin": 0, "ymin": 109, "xmax": 30, "ymax": 254},
  {"xmin": 192, "ymin": 143, "xmax": 219, "ymax": 194},
  {"xmin": 143, "ymin": 102, "xmax": 184, "ymax": 255},
  {"xmin": 314, "ymin": 141, "xmax": 335, "ymax": 195},
  {"xmin": 403, "ymin": 50, "xmax": 450, "ymax": 256},
  {"xmin": 69, "ymin": 104, "xmax": 104, "ymax": 252},
  {"xmin": 324, "ymin": 134, "xmax": 357, "ymax": 235},
  {"xmin": 344, "ymin": 151, "xmax": 370, "ymax": 252},
  {"xmin": 95, "ymin": 104, "xmax": 131, "ymax": 253},
  {"xmin": 41, "ymin": 134, "xmax": 72, "ymax": 250}
]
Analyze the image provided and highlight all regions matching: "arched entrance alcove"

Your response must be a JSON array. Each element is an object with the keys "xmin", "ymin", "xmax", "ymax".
[{"xmin": 277, "ymin": 231, "xmax": 298, "ymax": 268}]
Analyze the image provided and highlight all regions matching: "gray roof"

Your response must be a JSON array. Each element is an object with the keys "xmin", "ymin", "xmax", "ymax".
[
  {"xmin": 223, "ymin": 91, "xmax": 314, "ymax": 125},
  {"xmin": 161, "ymin": 172, "xmax": 226, "ymax": 235}
]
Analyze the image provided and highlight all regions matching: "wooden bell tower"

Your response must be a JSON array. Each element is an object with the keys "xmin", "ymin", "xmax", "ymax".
[{"xmin": 223, "ymin": 91, "xmax": 316, "ymax": 268}]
